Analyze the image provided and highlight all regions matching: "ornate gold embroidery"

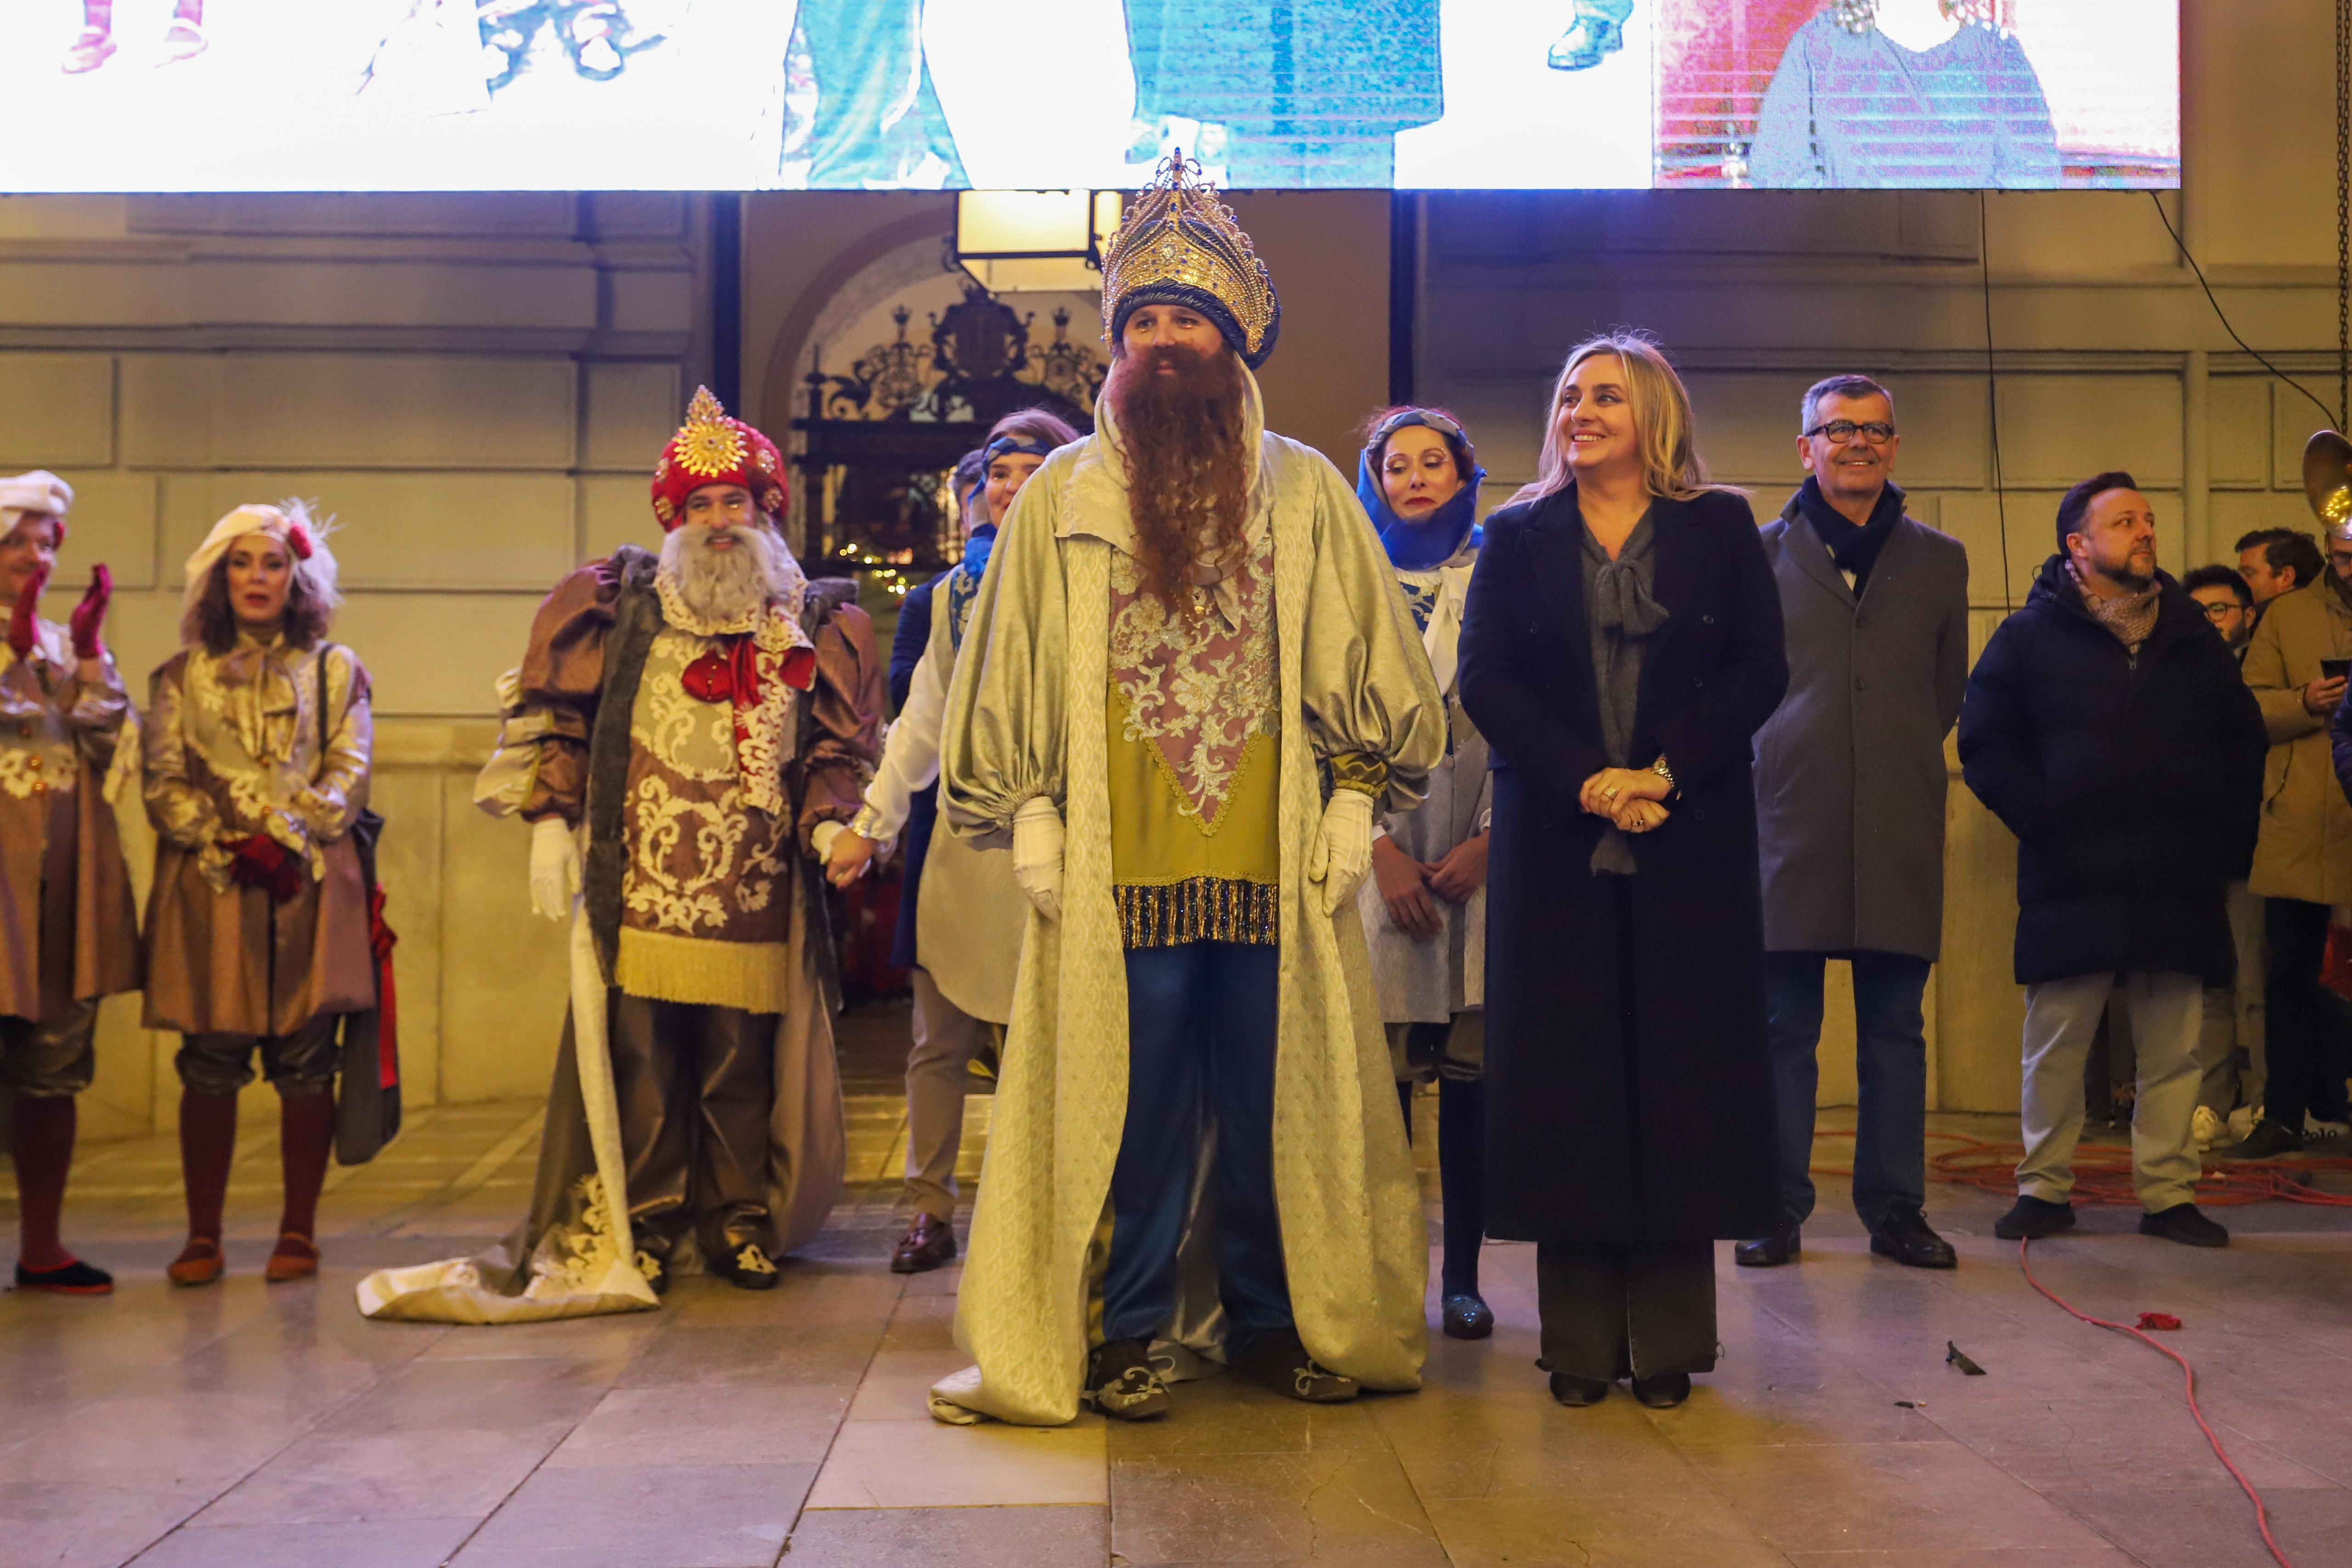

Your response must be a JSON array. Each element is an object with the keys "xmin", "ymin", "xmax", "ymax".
[{"xmin": 1108, "ymin": 531, "xmax": 1278, "ymax": 824}]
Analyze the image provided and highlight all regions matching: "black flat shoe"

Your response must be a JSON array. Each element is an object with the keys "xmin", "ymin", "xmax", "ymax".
[
  {"xmin": 14, "ymin": 1257, "xmax": 113, "ymax": 1295},
  {"xmin": 1869, "ymin": 1208, "xmax": 1957, "ymax": 1269},
  {"xmin": 1229, "ymin": 1329, "xmax": 1359, "ymax": 1404},
  {"xmin": 1548, "ymin": 1371, "xmax": 1609, "ymax": 1406},
  {"xmin": 1088, "ymin": 1338, "xmax": 1172, "ymax": 1421},
  {"xmin": 1734, "ymin": 1228, "xmax": 1800, "ymax": 1267},
  {"xmin": 1441, "ymin": 1292, "xmax": 1494, "ymax": 1340},
  {"xmin": 1631, "ymin": 1371, "xmax": 1691, "ymax": 1409}
]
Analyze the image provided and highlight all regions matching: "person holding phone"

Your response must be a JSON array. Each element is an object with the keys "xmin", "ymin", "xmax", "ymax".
[{"xmin": 2234, "ymin": 519, "xmax": 2352, "ymax": 1158}]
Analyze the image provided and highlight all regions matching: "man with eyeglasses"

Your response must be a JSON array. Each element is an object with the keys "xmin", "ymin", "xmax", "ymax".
[
  {"xmin": 1740, "ymin": 374, "xmax": 1969, "ymax": 1272},
  {"xmin": 2231, "ymin": 518, "xmax": 2352, "ymax": 1158}
]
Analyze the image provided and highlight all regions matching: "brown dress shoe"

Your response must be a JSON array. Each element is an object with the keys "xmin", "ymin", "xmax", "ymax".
[
  {"xmin": 265, "ymin": 1233, "xmax": 319, "ymax": 1283},
  {"xmin": 891, "ymin": 1214, "xmax": 957, "ymax": 1274},
  {"xmin": 168, "ymin": 1237, "xmax": 224, "ymax": 1287}
]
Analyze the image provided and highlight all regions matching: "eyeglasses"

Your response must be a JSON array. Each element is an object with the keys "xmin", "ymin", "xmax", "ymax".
[
  {"xmin": 2197, "ymin": 601, "xmax": 2245, "ymax": 622},
  {"xmin": 1804, "ymin": 420, "xmax": 1897, "ymax": 445}
]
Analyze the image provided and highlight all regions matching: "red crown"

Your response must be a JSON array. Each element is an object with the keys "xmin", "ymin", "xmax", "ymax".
[{"xmin": 650, "ymin": 386, "xmax": 788, "ymax": 532}]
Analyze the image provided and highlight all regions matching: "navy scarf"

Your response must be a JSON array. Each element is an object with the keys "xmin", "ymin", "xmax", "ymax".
[
  {"xmin": 1796, "ymin": 476, "xmax": 1905, "ymax": 591},
  {"xmin": 1357, "ymin": 450, "xmax": 1486, "ymax": 570}
]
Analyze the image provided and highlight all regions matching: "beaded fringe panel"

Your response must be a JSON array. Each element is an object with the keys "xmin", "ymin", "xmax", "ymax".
[{"xmin": 1114, "ymin": 877, "xmax": 1278, "ymax": 949}]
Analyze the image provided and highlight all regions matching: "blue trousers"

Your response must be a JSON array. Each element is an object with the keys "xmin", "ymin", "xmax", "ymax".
[
  {"xmin": 1101, "ymin": 943, "xmax": 1292, "ymax": 1344},
  {"xmin": 1764, "ymin": 951, "xmax": 1934, "ymax": 1231}
]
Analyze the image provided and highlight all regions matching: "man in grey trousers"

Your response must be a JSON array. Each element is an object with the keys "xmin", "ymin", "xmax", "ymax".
[{"xmin": 1738, "ymin": 374, "xmax": 1970, "ymax": 1271}]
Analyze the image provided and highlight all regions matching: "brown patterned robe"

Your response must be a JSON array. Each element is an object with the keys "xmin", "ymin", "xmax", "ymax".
[
  {"xmin": 518, "ymin": 553, "xmax": 880, "ymax": 1013},
  {"xmin": 0, "ymin": 614, "xmax": 140, "ymax": 1023},
  {"xmin": 141, "ymin": 636, "xmax": 376, "ymax": 1037}
]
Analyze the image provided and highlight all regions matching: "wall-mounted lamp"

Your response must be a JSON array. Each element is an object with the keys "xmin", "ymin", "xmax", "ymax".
[{"xmin": 953, "ymin": 190, "xmax": 1123, "ymax": 293}]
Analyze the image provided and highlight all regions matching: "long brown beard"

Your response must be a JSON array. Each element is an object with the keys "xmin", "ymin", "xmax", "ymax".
[{"xmin": 1107, "ymin": 341, "xmax": 1250, "ymax": 615}]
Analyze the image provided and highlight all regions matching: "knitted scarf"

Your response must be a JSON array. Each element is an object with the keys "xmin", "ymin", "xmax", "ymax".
[{"xmin": 2066, "ymin": 558, "xmax": 2160, "ymax": 654}]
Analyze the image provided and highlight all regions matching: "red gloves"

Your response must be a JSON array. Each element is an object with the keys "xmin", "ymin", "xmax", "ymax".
[
  {"xmin": 68, "ymin": 565, "xmax": 110, "ymax": 660},
  {"xmin": 7, "ymin": 563, "xmax": 48, "ymax": 659},
  {"xmin": 227, "ymin": 835, "xmax": 305, "ymax": 904}
]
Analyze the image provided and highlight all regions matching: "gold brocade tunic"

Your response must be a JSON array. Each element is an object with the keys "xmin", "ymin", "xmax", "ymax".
[
  {"xmin": 0, "ymin": 614, "xmax": 141, "ymax": 1023},
  {"xmin": 141, "ymin": 635, "xmax": 376, "ymax": 1038},
  {"xmin": 1105, "ymin": 531, "xmax": 1282, "ymax": 947}
]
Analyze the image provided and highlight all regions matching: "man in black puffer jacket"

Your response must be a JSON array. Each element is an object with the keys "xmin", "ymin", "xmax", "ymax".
[{"xmin": 1959, "ymin": 472, "xmax": 2266, "ymax": 1248}]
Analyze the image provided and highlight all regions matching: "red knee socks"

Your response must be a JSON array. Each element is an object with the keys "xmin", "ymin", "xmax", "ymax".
[
  {"xmin": 12, "ymin": 1095, "xmax": 79, "ymax": 1271},
  {"xmin": 277, "ymin": 1093, "xmax": 335, "ymax": 1243},
  {"xmin": 178, "ymin": 1089, "xmax": 239, "ymax": 1243}
]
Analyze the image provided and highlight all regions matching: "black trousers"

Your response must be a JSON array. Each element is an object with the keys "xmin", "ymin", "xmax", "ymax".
[
  {"xmin": 607, "ymin": 991, "xmax": 776, "ymax": 1261},
  {"xmin": 1536, "ymin": 1238, "xmax": 1718, "ymax": 1383},
  {"xmin": 2262, "ymin": 898, "xmax": 2352, "ymax": 1131}
]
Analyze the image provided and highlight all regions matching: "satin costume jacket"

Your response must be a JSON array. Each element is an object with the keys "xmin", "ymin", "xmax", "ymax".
[
  {"xmin": 933, "ymin": 372, "xmax": 1447, "ymax": 1425},
  {"xmin": 0, "ymin": 612, "xmax": 140, "ymax": 1022},
  {"xmin": 143, "ymin": 636, "xmax": 374, "ymax": 1038}
]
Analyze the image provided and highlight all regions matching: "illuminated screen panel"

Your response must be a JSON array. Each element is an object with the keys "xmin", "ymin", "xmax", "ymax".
[{"xmin": 0, "ymin": 0, "xmax": 2176, "ymax": 193}]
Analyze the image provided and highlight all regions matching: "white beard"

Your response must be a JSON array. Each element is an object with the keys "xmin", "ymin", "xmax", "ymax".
[{"xmin": 661, "ymin": 522, "xmax": 797, "ymax": 626}]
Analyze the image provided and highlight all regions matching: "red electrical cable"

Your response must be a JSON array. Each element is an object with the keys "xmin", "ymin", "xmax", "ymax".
[{"xmin": 2016, "ymin": 1238, "xmax": 2295, "ymax": 1568}]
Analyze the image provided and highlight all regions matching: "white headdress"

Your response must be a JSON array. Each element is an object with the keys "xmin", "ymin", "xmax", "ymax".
[
  {"xmin": 181, "ymin": 500, "xmax": 343, "ymax": 621},
  {"xmin": 0, "ymin": 471, "xmax": 73, "ymax": 539}
]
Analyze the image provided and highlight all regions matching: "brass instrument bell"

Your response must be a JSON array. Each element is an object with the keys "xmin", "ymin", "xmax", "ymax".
[{"xmin": 2304, "ymin": 429, "xmax": 2352, "ymax": 534}]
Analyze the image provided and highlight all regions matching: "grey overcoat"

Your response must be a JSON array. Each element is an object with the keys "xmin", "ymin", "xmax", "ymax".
[{"xmin": 1753, "ymin": 495, "xmax": 1969, "ymax": 960}]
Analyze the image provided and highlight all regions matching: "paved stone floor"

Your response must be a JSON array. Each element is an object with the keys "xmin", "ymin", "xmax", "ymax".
[{"xmin": 6, "ymin": 1004, "xmax": 2352, "ymax": 1567}]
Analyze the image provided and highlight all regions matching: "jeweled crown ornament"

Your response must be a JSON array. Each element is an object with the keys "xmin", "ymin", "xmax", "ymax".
[
  {"xmin": 1099, "ymin": 154, "xmax": 1282, "ymax": 370},
  {"xmin": 650, "ymin": 385, "xmax": 787, "ymax": 531}
]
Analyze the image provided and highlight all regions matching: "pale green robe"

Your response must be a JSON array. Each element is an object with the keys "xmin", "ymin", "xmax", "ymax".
[{"xmin": 932, "ymin": 370, "xmax": 1447, "ymax": 1425}]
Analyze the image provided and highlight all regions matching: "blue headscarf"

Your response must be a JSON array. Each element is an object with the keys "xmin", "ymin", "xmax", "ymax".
[
  {"xmin": 1357, "ymin": 409, "xmax": 1485, "ymax": 571},
  {"xmin": 947, "ymin": 434, "xmax": 1057, "ymax": 651}
]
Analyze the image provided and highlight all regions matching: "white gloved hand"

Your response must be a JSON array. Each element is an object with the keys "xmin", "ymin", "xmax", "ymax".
[
  {"xmin": 1309, "ymin": 789, "xmax": 1376, "ymax": 916},
  {"xmin": 810, "ymin": 821, "xmax": 844, "ymax": 861},
  {"xmin": 1011, "ymin": 795, "xmax": 1066, "ymax": 921},
  {"xmin": 528, "ymin": 815, "xmax": 582, "ymax": 921}
]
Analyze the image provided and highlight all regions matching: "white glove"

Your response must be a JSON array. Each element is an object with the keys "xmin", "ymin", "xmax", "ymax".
[
  {"xmin": 529, "ymin": 816, "xmax": 582, "ymax": 921},
  {"xmin": 1309, "ymin": 789, "xmax": 1376, "ymax": 916},
  {"xmin": 811, "ymin": 821, "xmax": 844, "ymax": 861},
  {"xmin": 1011, "ymin": 795, "xmax": 1065, "ymax": 921}
]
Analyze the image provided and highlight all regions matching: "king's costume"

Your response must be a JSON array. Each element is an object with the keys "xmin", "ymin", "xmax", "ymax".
[
  {"xmin": 930, "ymin": 161, "xmax": 1446, "ymax": 1425},
  {"xmin": 359, "ymin": 390, "xmax": 882, "ymax": 1322}
]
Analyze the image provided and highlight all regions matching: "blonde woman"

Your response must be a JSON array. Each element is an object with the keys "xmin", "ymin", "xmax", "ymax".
[
  {"xmin": 1458, "ymin": 333, "xmax": 1787, "ymax": 1409},
  {"xmin": 145, "ymin": 504, "xmax": 375, "ymax": 1288}
]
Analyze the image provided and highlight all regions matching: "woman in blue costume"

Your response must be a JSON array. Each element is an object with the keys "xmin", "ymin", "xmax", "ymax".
[{"xmin": 1353, "ymin": 407, "xmax": 1496, "ymax": 1341}]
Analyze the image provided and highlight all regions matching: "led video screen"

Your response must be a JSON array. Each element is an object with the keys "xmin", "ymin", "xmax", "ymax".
[{"xmin": 3, "ymin": 0, "xmax": 2176, "ymax": 192}]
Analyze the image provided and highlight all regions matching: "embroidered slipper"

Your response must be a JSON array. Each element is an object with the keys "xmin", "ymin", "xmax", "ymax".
[
  {"xmin": 15, "ymin": 1256, "xmax": 114, "ymax": 1295},
  {"xmin": 158, "ymin": 20, "xmax": 207, "ymax": 64},
  {"xmin": 264, "ymin": 1233, "xmax": 319, "ymax": 1283},
  {"xmin": 168, "ymin": 1237, "xmax": 224, "ymax": 1287}
]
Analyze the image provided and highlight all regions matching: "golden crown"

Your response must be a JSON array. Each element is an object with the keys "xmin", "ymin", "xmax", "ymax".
[
  {"xmin": 672, "ymin": 385, "xmax": 747, "ymax": 479},
  {"xmin": 1099, "ymin": 155, "xmax": 1278, "ymax": 360}
]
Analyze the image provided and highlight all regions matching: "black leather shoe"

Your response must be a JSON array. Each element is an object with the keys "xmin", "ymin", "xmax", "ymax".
[
  {"xmin": 1733, "ymin": 1229, "xmax": 1800, "ymax": 1267},
  {"xmin": 1993, "ymin": 1195, "xmax": 2076, "ymax": 1240},
  {"xmin": 2226, "ymin": 1119, "xmax": 2304, "ymax": 1161},
  {"xmin": 2139, "ymin": 1202, "xmax": 2229, "ymax": 1248},
  {"xmin": 1548, "ymin": 1371, "xmax": 1610, "ymax": 1406},
  {"xmin": 1631, "ymin": 1371, "xmax": 1692, "ymax": 1408},
  {"xmin": 1869, "ymin": 1208, "xmax": 1957, "ymax": 1269},
  {"xmin": 1441, "ymin": 1292, "xmax": 1494, "ymax": 1340},
  {"xmin": 712, "ymin": 1241, "xmax": 781, "ymax": 1291},
  {"xmin": 891, "ymin": 1214, "xmax": 957, "ymax": 1274}
]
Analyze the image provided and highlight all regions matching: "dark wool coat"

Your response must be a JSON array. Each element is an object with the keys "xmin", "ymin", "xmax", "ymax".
[
  {"xmin": 1459, "ymin": 487, "xmax": 1790, "ymax": 1246},
  {"xmin": 1957, "ymin": 556, "xmax": 2266, "ymax": 989},
  {"xmin": 1754, "ymin": 496, "xmax": 1969, "ymax": 959}
]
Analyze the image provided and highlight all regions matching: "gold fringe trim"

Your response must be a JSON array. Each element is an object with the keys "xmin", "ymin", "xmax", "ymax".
[
  {"xmin": 1114, "ymin": 877, "xmax": 1278, "ymax": 949},
  {"xmin": 615, "ymin": 927, "xmax": 790, "ymax": 1015}
]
